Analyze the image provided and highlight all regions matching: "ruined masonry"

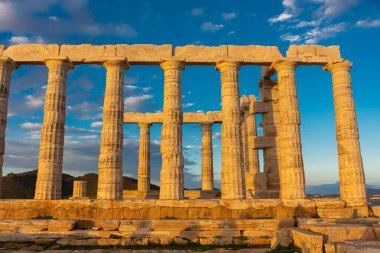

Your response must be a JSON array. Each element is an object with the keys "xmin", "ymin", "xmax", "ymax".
[{"xmin": 0, "ymin": 44, "xmax": 374, "ymax": 251}]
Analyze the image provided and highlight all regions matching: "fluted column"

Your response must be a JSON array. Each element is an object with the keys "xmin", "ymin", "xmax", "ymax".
[
  {"xmin": 97, "ymin": 58, "xmax": 128, "ymax": 200},
  {"xmin": 270, "ymin": 59, "xmax": 306, "ymax": 199},
  {"xmin": 138, "ymin": 122, "xmax": 152, "ymax": 191},
  {"xmin": 324, "ymin": 60, "xmax": 367, "ymax": 206},
  {"xmin": 216, "ymin": 59, "xmax": 245, "ymax": 199},
  {"xmin": 246, "ymin": 95, "xmax": 260, "ymax": 196},
  {"xmin": 73, "ymin": 181, "xmax": 87, "ymax": 198},
  {"xmin": 35, "ymin": 58, "xmax": 73, "ymax": 200},
  {"xmin": 159, "ymin": 59, "xmax": 185, "ymax": 200},
  {"xmin": 201, "ymin": 122, "xmax": 214, "ymax": 191},
  {"xmin": 0, "ymin": 57, "xmax": 17, "ymax": 198}
]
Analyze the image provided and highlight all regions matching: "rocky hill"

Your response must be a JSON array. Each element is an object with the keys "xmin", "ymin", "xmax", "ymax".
[{"xmin": 1, "ymin": 170, "xmax": 159, "ymax": 199}]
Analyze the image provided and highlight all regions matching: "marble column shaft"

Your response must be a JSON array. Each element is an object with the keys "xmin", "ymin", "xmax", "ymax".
[
  {"xmin": 0, "ymin": 57, "xmax": 17, "ymax": 198},
  {"xmin": 324, "ymin": 60, "xmax": 367, "ymax": 206},
  {"xmin": 73, "ymin": 181, "xmax": 87, "ymax": 198},
  {"xmin": 216, "ymin": 60, "xmax": 245, "ymax": 199},
  {"xmin": 159, "ymin": 60, "xmax": 185, "ymax": 200},
  {"xmin": 35, "ymin": 58, "xmax": 73, "ymax": 200},
  {"xmin": 245, "ymin": 96, "xmax": 260, "ymax": 195},
  {"xmin": 201, "ymin": 122, "xmax": 214, "ymax": 191},
  {"xmin": 97, "ymin": 59, "xmax": 128, "ymax": 200},
  {"xmin": 138, "ymin": 123, "xmax": 151, "ymax": 191},
  {"xmin": 271, "ymin": 59, "xmax": 306, "ymax": 199}
]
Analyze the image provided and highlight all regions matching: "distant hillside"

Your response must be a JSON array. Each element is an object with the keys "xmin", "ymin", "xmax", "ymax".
[
  {"xmin": 307, "ymin": 181, "xmax": 380, "ymax": 196},
  {"xmin": 1, "ymin": 170, "xmax": 159, "ymax": 199}
]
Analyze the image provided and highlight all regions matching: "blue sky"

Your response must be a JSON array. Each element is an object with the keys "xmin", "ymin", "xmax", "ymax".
[{"xmin": 0, "ymin": 0, "xmax": 379, "ymax": 189}]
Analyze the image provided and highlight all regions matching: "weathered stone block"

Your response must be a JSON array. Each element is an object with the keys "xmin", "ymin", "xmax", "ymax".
[
  {"xmin": 117, "ymin": 44, "xmax": 172, "ymax": 63},
  {"xmin": 14, "ymin": 220, "xmax": 49, "ymax": 232},
  {"xmin": 286, "ymin": 45, "xmax": 341, "ymax": 64},
  {"xmin": 271, "ymin": 228, "xmax": 292, "ymax": 249},
  {"xmin": 317, "ymin": 208, "xmax": 354, "ymax": 219},
  {"xmin": 100, "ymin": 220, "xmax": 120, "ymax": 231},
  {"xmin": 48, "ymin": 219, "xmax": 75, "ymax": 231},
  {"xmin": 3, "ymin": 44, "xmax": 59, "ymax": 63},
  {"xmin": 174, "ymin": 45, "xmax": 227, "ymax": 63},
  {"xmin": 228, "ymin": 45, "xmax": 283, "ymax": 63},
  {"xmin": 0, "ymin": 220, "xmax": 14, "ymax": 232},
  {"xmin": 292, "ymin": 228, "xmax": 324, "ymax": 253}
]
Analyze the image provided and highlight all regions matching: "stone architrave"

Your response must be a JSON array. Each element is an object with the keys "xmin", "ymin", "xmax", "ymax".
[
  {"xmin": 216, "ymin": 59, "xmax": 246, "ymax": 199},
  {"xmin": 324, "ymin": 59, "xmax": 367, "ymax": 206},
  {"xmin": 159, "ymin": 59, "xmax": 185, "ymax": 200},
  {"xmin": 34, "ymin": 57, "xmax": 73, "ymax": 200},
  {"xmin": 138, "ymin": 122, "xmax": 152, "ymax": 191},
  {"xmin": 0, "ymin": 57, "xmax": 17, "ymax": 198},
  {"xmin": 97, "ymin": 58, "xmax": 128, "ymax": 200},
  {"xmin": 73, "ymin": 181, "xmax": 87, "ymax": 198},
  {"xmin": 201, "ymin": 122, "xmax": 214, "ymax": 191},
  {"xmin": 270, "ymin": 59, "xmax": 306, "ymax": 199}
]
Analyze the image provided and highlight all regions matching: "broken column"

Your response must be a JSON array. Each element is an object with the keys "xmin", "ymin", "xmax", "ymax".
[
  {"xmin": 216, "ymin": 59, "xmax": 245, "ymax": 199},
  {"xmin": 97, "ymin": 58, "xmax": 128, "ymax": 200},
  {"xmin": 0, "ymin": 57, "xmax": 17, "ymax": 199},
  {"xmin": 201, "ymin": 122, "xmax": 214, "ymax": 191},
  {"xmin": 159, "ymin": 59, "xmax": 185, "ymax": 200},
  {"xmin": 324, "ymin": 59, "xmax": 367, "ymax": 206},
  {"xmin": 138, "ymin": 122, "xmax": 152, "ymax": 191},
  {"xmin": 270, "ymin": 59, "xmax": 306, "ymax": 199},
  {"xmin": 72, "ymin": 181, "xmax": 87, "ymax": 198},
  {"xmin": 34, "ymin": 57, "xmax": 73, "ymax": 200}
]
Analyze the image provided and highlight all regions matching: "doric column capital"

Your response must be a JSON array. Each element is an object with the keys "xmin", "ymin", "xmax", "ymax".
[
  {"xmin": 200, "ymin": 121, "xmax": 213, "ymax": 128},
  {"xmin": 160, "ymin": 59, "xmax": 185, "ymax": 71},
  {"xmin": 240, "ymin": 95, "xmax": 250, "ymax": 112},
  {"xmin": 138, "ymin": 122, "xmax": 152, "ymax": 128},
  {"xmin": 44, "ymin": 57, "xmax": 74, "ymax": 70},
  {"xmin": 324, "ymin": 59, "xmax": 352, "ymax": 73},
  {"xmin": 216, "ymin": 59, "xmax": 240, "ymax": 72},
  {"xmin": 103, "ymin": 57, "xmax": 129, "ymax": 70},
  {"xmin": 270, "ymin": 59, "xmax": 297, "ymax": 72},
  {"xmin": 0, "ymin": 56, "xmax": 18, "ymax": 70}
]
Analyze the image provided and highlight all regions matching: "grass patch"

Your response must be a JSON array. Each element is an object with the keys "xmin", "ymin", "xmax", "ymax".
[
  {"xmin": 259, "ymin": 235, "xmax": 271, "ymax": 239},
  {"xmin": 312, "ymin": 213, "xmax": 321, "ymax": 218},
  {"xmin": 253, "ymin": 217, "xmax": 274, "ymax": 219},
  {"xmin": 236, "ymin": 236, "xmax": 248, "ymax": 241}
]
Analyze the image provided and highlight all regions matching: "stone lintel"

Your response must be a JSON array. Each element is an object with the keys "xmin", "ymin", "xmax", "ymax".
[
  {"xmin": 253, "ymin": 136, "xmax": 276, "ymax": 149},
  {"xmin": 286, "ymin": 45, "xmax": 342, "ymax": 65},
  {"xmin": 124, "ymin": 112, "xmax": 222, "ymax": 124},
  {"xmin": 251, "ymin": 101, "xmax": 273, "ymax": 114}
]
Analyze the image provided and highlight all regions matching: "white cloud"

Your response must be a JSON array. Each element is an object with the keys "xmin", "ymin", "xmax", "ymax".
[
  {"xmin": 201, "ymin": 22, "xmax": 224, "ymax": 32},
  {"xmin": 90, "ymin": 121, "xmax": 103, "ymax": 128},
  {"xmin": 280, "ymin": 34, "xmax": 302, "ymax": 43},
  {"xmin": 313, "ymin": 0, "xmax": 359, "ymax": 20},
  {"xmin": 212, "ymin": 132, "xmax": 221, "ymax": 139},
  {"xmin": 191, "ymin": 8, "xmax": 204, "ymax": 16},
  {"xmin": 20, "ymin": 122, "xmax": 41, "ymax": 130},
  {"xmin": 304, "ymin": 22, "xmax": 347, "ymax": 44},
  {"xmin": 9, "ymin": 35, "xmax": 46, "ymax": 44},
  {"xmin": 25, "ymin": 94, "xmax": 44, "ymax": 108},
  {"xmin": 356, "ymin": 19, "xmax": 380, "ymax": 28},
  {"xmin": 268, "ymin": 12, "xmax": 293, "ymax": 24},
  {"xmin": 125, "ymin": 85, "xmax": 138, "ymax": 90},
  {"xmin": 294, "ymin": 20, "xmax": 320, "ymax": 28},
  {"xmin": 78, "ymin": 135, "xmax": 97, "ymax": 139},
  {"xmin": 227, "ymin": 31, "xmax": 235, "ymax": 36},
  {"xmin": 183, "ymin": 102, "xmax": 194, "ymax": 108},
  {"xmin": 125, "ymin": 76, "xmax": 139, "ymax": 85},
  {"xmin": 222, "ymin": 12, "xmax": 237, "ymax": 21},
  {"xmin": 124, "ymin": 94, "xmax": 154, "ymax": 111},
  {"xmin": 142, "ymin": 87, "xmax": 152, "ymax": 92}
]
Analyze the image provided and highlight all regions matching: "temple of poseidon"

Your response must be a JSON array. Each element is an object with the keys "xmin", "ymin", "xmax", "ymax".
[{"xmin": 0, "ymin": 44, "xmax": 379, "ymax": 252}]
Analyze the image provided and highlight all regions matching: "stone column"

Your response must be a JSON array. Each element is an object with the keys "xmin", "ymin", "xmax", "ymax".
[
  {"xmin": 245, "ymin": 95, "xmax": 260, "ymax": 196},
  {"xmin": 159, "ymin": 59, "xmax": 185, "ymax": 200},
  {"xmin": 97, "ymin": 58, "xmax": 128, "ymax": 200},
  {"xmin": 73, "ymin": 181, "xmax": 87, "ymax": 198},
  {"xmin": 34, "ymin": 58, "xmax": 73, "ymax": 200},
  {"xmin": 201, "ymin": 122, "xmax": 214, "ymax": 191},
  {"xmin": 216, "ymin": 59, "xmax": 245, "ymax": 199},
  {"xmin": 0, "ymin": 57, "xmax": 17, "ymax": 198},
  {"xmin": 324, "ymin": 60, "xmax": 367, "ymax": 206},
  {"xmin": 138, "ymin": 122, "xmax": 152, "ymax": 191},
  {"xmin": 270, "ymin": 59, "xmax": 306, "ymax": 199}
]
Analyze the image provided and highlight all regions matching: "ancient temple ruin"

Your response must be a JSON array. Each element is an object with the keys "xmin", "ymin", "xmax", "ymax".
[{"xmin": 0, "ymin": 44, "xmax": 374, "ymax": 251}]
